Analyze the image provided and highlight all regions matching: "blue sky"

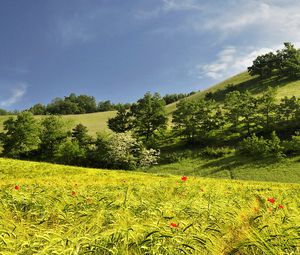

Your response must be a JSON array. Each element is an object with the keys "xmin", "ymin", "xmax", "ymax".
[{"xmin": 0, "ymin": 0, "xmax": 300, "ymax": 110}]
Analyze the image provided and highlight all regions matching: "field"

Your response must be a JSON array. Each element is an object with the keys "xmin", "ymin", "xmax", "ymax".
[
  {"xmin": 0, "ymin": 158, "xmax": 299, "ymax": 254},
  {"xmin": 145, "ymin": 154, "xmax": 300, "ymax": 184},
  {"xmin": 0, "ymin": 111, "xmax": 115, "ymax": 136}
]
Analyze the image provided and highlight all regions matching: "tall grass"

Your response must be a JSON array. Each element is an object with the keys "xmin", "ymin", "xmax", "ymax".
[{"xmin": 0, "ymin": 158, "xmax": 299, "ymax": 254}]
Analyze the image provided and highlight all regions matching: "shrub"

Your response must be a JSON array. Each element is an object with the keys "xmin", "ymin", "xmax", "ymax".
[
  {"xmin": 238, "ymin": 132, "xmax": 284, "ymax": 159},
  {"xmin": 200, "ymin": 147, "xmax": 233, "ymax": 158},
  {"xmin": 92, "ymin": 132, "xmax": 159, "ymax": 170},
  {"xmin": 282, "ymin": 132, "xmax": 300, "ymax": 155},
  {"xmin": 54, "ymin": 140, "xmax": 86, "ymax": 165}
]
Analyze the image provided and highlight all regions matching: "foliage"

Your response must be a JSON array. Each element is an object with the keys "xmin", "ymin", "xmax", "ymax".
[
  {"xmin": 0, "ymin": 112, "xmax": 41, "ymax": 158},
  {"xmin": 130, "ymin": 92, "xmax": 168, "ymax": 141},
  {"xmin": 238, "ymin": 132, "xmax": 284, "ymax": 159},
  {"xmin": 92, "ymin": 132, "xmax": 159, "ymax": 169},
  {"xmin": 107, "ymin": 107, "xmax": 133, "ymax": 133},
  {"xmin": 248, "ymin": 42, "xmax": 300, "ymax": 79},
  {"xmin": 172, "ymin": 98, "xmax": 220, "ymax": 143},
  {"xmin": 39, "ymin": 115, "xmax": 70, "ymax": 159},
  {"xmin": 54, "ymin": 140, "xmax": 86, "ymax": 165},
  {"xmin": 71, "ymin": 123, "xmax": 93, "ymax": 148},
  {"xmin": 200, "ymin": 147, "xmax": 233, "ymax": 158}
]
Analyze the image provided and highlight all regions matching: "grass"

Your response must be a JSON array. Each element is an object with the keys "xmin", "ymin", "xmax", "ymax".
[
  {"xmin": 0, "ymin": 111, "xmax": 116, "ymax": 136},
  {"xmin": 0, "ymin": 157, "xmax": 299, "ymax": 254},
  {"xmin": 1, "ymin": 71, "xmax": 300, "ymax": 135},
  {"xmin": 144, "ymin": 154, "xmax": 300, "ymax": 184}
]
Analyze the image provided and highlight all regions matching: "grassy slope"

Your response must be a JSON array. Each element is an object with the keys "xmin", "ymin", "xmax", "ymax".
[
  {"xmin": 0, "ymin": 158, "xmax": 299, "ymax": 254},
  {"xmin": 0, "ymin": 111, "xmax": 116, "ymax": 136},
  {"xmin": 145, "ymin": 154, "xmax": 300, "ymax": 184},
  {"xmin": 1, "ymin": 71, "xmax": 300, "ymax": 134}
]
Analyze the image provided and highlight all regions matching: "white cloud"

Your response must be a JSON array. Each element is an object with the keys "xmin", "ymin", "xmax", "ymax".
[
  {"xmin": 195, "ymin": 46, "xmax": 277, "ymax": 80},
  {"xmin": 0, "ymin": 83, "xmax": 27, "ymax": 107}
]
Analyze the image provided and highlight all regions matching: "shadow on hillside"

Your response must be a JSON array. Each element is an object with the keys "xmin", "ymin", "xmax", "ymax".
[
  {"xmin": 201, "ymin": 155, "xmax": 277, "ymax": 173},
  {"xmin": 210, "ymin": 75, "xmax": 294, "ymax": 102}
]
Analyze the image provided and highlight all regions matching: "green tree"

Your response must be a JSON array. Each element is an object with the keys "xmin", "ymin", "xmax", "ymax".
[
  {"xmin": 130, "ymin": 92, "xmax": 167, "ymax": 142},
  {"xmin": 172, "ymin": 99, "xmax": 219, "ymax": 143},
  {"xmin": 257, "ymin": 87, "xmax": 277, "ymax": 129},
  {"xmin": 29, "ymin": 103, "xmax": 47, "ymax": 115},
  {"xmin": 92, "ymin": 132, "xmax": 159, "ymax": 169},
  {"xmin": 54, "ymin": 140, "xmax": 86, "ymax": 165},
  {"xmin": 0, "ymin": 112, "xmax": 41, "ymax": 158},
  {"xmin": 72, "ymin": 123, "xmax": 93, "ymax": 148},
  {"xmin": 108, "ymin": 107, "xmax": 133, "ymax": 133},
  {"xmin": 224, "ymin": 91, "xmax": 243, "ymax": 132},
  {"xmin": 39, "ymin": 115, "xmax": 70, "ymax": 159},
  {"xmin": 277, "ymin": 96, "xmax": 300, "ymax": 122},
  {"xmin": 239, "ymin": 91, "xmax": 258, "ymax": 134}
]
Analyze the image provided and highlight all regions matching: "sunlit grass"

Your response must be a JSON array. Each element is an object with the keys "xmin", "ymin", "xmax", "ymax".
[{"xmin": 0, "ymin": 158, "xmax": 299, "ymax": 254}]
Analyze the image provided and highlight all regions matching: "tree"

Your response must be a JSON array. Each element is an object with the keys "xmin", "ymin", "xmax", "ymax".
[
  {"xmin": 72, "ymin": 123, "xmax": 93, "ymax": 148},
  {"xmin": 130, "ymin": 92, "xmax": 168, "ymax": 142},
  {"xmin": 108, "ymin": 107, "xmax": 133, "ymax": 133},
  {"xmin": 257, "ymin": 87, "xmax": 277, "ymax": 129},
  {"xmin": 172, "ymin": 98, "xmax": 219, "ymax": 143},
  {"xmin": 0, "ymin": 112, "xmax": 41, "ymax": 158},
  {"xmin": 54, "ymin": 140, "xmax": 86, "ymax": 165},
  {"xmin": 39, "ymin": 115, "xmax": 70, "ymax": 159},
  {"xmin": 239, "ymin": 91, "xmax": 258, "ymax": 134},
  {"xmin": 224, "ymin": 91, "xmax": 243, "ymax": 132},
  {"xmin": 92, "ymin": 132, "xmax": 159, "ymax": 169},
  {"xmin": 98, "ymin": 100, "xmax": 114, "ymax": 112},
  {"xmin": 280, "ymin": 42, "xmax": 300, "ymax": 78},
  {"xmin": 29, "ymin": 103, "xmax": 47, "ymax": 115},
  {"xmin": 277, "ymin": 96, "xmax": 300, "ymax": 122}
]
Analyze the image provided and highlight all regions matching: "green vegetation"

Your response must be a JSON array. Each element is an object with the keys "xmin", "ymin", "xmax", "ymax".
[
  {"xmin": 0, "ymin": 158, "xmax": 299, "ymax": 254},
  {"xmin": 145, "ymin": 151, "xmax": 300, "ymax": 184}
]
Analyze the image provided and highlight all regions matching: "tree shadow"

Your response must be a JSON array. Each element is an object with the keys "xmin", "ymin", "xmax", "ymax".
[
  {"xmin": 209, "ymin": 75, "xmax": 295, "ymax": 102},
  {"xmin": 201, "ymin": 155, "xmax": 278, "ymax": 175}
]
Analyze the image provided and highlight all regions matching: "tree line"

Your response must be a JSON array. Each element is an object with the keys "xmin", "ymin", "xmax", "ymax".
[
  {"xmin": 0, "ymin": 112, "xmax": 159, "ymax": 170},
  {"xmin": 248, "ymin": 42, "xmax": 300, "ymax": 79},
  {"xmin": 0, "ymin": 92, "xmax": 196, "ymax": 116}
]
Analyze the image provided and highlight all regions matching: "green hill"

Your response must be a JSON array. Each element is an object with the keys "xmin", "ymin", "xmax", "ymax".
[
  {"xmin": 1, "ymin": 71, "xmax": 300, "ymax": 135},
  {"xmin": 0, "ymin": 157, "xmax": 299, "ymax": 254}
]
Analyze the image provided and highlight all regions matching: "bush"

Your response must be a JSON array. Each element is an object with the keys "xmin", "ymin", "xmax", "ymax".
[
  {"xmin": 200, "ymin": 147, "xmax": 233, "ymax": 158},
  {"xmin": 92, "ymin": 132, "xmax": 159, "ymax": 170},
  {"xmin": 282, "ymin": 132, "xmax": 300, "ymax": 155},
  {"xmin": 54, "ymin": 140, "xmax": 86, "ymax": 165},
  {"xmin": 238, "ymin": 132, "xmax": 284, "ymax": 159}
]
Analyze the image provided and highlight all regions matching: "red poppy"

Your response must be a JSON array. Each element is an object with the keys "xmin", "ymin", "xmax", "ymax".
[
  {"xmin": 170, "ymin": 223, "xmax": 178, "ymax": 228},
  {"xmin": 71, "ymin": 191, "xmax": 76, "ymax": 196},
  {"xmin": 267, "ymin": 197, "xmax": 275, "ymax": 204},
  {"xmin": 15, "ymin": 185, "xmax": 20, "ymax": 190},
  {"xmin": 181, "ymin": 176, "xmax": 187, "ymax": 181},
  {"xmin": 278, "ymin": 204, "xmax": 284, "ymax": 209}
]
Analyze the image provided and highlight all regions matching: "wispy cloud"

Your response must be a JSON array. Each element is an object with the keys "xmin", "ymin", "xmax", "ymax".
[
  {"xmin": 193, "ymin": 46, "xmax": 278, "ymax": 80},
  {"xmin": 0, "ymin": 83, "xmax": 27, "ymax": 107},
  {"xmin": 54, "ymin": 15, "xmax": 95, "ymax": 45},
  {"xmin": 135, "ymin": 0, "xmax": 204, "ymax": 20}
]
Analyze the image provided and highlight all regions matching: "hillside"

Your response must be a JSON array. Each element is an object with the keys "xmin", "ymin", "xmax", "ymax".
[
  {"xmin": 1, "ymin": 71, "xmax": 300, "ymax": 135},
  {"xmin": 0, "ymin": 157, "xmax": 299, "ymax": 254}
]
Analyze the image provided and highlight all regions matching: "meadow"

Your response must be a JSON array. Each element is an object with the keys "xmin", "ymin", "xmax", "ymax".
[{"xmin": 0, "ymin": 158, "xmax": 299, "ymax": 254}]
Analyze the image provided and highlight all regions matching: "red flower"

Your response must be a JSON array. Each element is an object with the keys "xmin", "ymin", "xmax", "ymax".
[
  {"xmin": 267, "ymin": 197, "xmax": 275, "ymax": 204},
  {"xmin": 71, "ymin": 191, "xmax": 76, "ymax": 196},
  {"xmin": 278, "ymin": 204, "xmax": 284, "ymax": 209},
  {"xmin": 181, "ymin": 176, "xmax": 187, "ymax": 181},
  {"xmin": 15, "ymin": 185, "xmax": 20, "ymax": 190},
  {"xmin": 170, "ymin": 223, "xmax": 178, "ymax": 228}
]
